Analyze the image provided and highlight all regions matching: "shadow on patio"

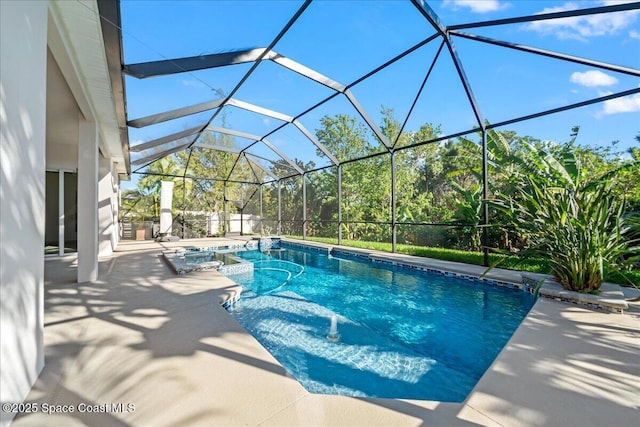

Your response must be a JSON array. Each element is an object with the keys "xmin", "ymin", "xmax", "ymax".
[
  {"xmin": 14, "ymin": 246, "xmax": 302, "ymax": 426},
  {"xmin": 12, "ymin": 240, "xmax": 640, "ymax": 427}
]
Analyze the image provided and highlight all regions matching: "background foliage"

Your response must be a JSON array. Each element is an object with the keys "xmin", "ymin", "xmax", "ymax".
[{"xmin": 122, "ymin": 109, "xmax": 639, "ymax": 286}]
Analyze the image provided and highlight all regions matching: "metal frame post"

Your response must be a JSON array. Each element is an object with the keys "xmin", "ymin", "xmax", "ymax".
[
  {"xmin": 259, "ymin": 184, "xmax": 264, "ymax": 234},
  {"xmin": 277, "ymin": 180, "xmax": 282, "ymax": 235},
  {"xmin": 240, "ymin": 188, "xmax": 245, "ymax": 236},
  {"xmin": 223, "ymin": 182, "xmax": 227, "ymax": 235},
  {"xmin": 182, "ymin": 176, "xmax": 186, "ymax": 238},
  {"xmin": 302, "ymin": 173, "xmax": 307, "ymax": 240},
  {"xmin": 337, "ymin": 165, "xmax": 342, "ymax": 245},
  {"xmin": 391, "ymin": 151, "xmax": 397, "ymax": 252},
  {"xmin": 240, "ymin": 207, "xmax": 244, "ymax": 236},
  {"xmin": 482, "ymin": 129, "xmax": 490, "ymax": 267}
]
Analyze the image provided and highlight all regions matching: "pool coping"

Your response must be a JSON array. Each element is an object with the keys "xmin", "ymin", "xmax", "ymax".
[
  {"xmin": 163, "ymin": 236, "xmax": 630, "ymax": 314},
  {"xmin": 161, "ymin": 248, "xmax": 224, "ymax": 274},
  {"xmin": 18, "ymin": 238, "xmax": 639, "ymax": 427},
  {"xmin": 165, "ymin": 236, "xmax": 629, "ymax": 314},
  {"xmin": 165, "ymin": 236, "xmax": 630, "ymax": 313},
  {"xmin": 279, "ymin": 238, "xmax": 630, "ymax": 313}
]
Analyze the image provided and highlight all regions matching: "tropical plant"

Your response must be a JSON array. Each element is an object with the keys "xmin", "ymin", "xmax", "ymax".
[
  {"xmin": 137, "ymin": 156, "xmax": 186, "ymax": 217},
  {"xmin": 490, "ymin": 149, "xmax": 639, "ymax": 292},
  {"xmin": 451, "ymin": 182, "xmax": 483, "ymax": 251}
]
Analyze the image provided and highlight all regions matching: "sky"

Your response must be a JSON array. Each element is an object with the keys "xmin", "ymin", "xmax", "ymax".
[{"xmin": 119, "ymin": 0, "xmax": 640, "ymax": 187}]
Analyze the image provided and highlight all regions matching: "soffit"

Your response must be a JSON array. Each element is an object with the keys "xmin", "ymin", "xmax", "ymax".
[{"xmin": 49, "ymin": 0, "xmax": 128, "ymax": 174}]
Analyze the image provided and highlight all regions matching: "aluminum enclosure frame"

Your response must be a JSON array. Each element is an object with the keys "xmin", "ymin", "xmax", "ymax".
[{"xmin": 115, "ymin": 0, "xmax": 640, "ymax": 260}]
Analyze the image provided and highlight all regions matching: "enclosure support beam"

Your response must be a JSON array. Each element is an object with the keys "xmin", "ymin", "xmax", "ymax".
[
  {"xmin": 338, "ymin": 165, "xmax": 343, "ymax": 245},
  {"xmin": 223, "ymin": 182, "xmax": 227, "ymax": 236},
  {"xmin": 128, "ymin": 99, "xmax": 224, "ymax": 128},
  {"xmin": 192, "ymin": 0, "xmax": 313, "ymax": 148},
  {"xmin": 302, "ymin": 173, "xmax": 307, "ymax": 240},
  {"xmin": 182, "ymin": 176, "xmax": 186, "ymax": 239},
  {"xmin": 240, "ymin": 207, "xmax": 244, "ymax": 236},
  {"xmin": 391, "ymin": 151, "xmax": 397, "ymax": 253},
  {"xmin": 344, "ymin": 89, "xmax": 392, "ymax": 150},
  {"xmin": 451, "ymin": 31, "xmax": 640, "ymax": 78},
  {"xmin": 394, "ymin": 40, "xmax": 446, "ymax": 148},
  {"xmin": 130, "ymin": 126, "xmax": 201, "ymax": 152},
  {"xmin": 488, "ymin": 88, "xmax": 640, "ymax": 130},
  {"xmin": 277, "ymin": 180, "xmax": 282, "ymax": 236},
  {"xmin": 411, "ymin": 0, "xmax": 485, "ymax": 130},
  {"xmin": 132, "ymin": 140, "xmax": 193, "ymax": 169},
  {"xmin": 448, "ymin": 2, "xmax": 640, "ymax": 31},
  {"xmin": 482, "ymin": 129, "xmax": 490, "ymax": 267},
  {"xmin": 124, "ymin": 48, "xmax": 267, "ymax": 78},
  {"xmin": 259, "ymin": 184, "xmax": 264, "ymax": 235}
]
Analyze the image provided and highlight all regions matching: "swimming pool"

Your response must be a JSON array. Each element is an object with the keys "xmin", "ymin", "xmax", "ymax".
[{"xmin": 225, "ymin": 244, "xmax": 535, "ymax": 401}]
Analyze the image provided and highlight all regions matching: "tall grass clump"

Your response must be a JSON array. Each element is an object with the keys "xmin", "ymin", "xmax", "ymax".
[{"xmin": 490, "ymin": 149, "xmax": 638, "ymax": 293}]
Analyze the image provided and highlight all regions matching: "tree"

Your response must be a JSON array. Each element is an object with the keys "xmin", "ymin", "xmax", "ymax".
[
  {"xmin": 314, "ymin": 114, "xmax": 385, "ymax": 239},
  {"xmin": 137, "ymin": 156, "xmax": 184, "ymax": 218}
]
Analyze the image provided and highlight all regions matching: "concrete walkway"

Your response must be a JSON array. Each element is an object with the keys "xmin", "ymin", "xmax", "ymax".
[{"xmin": 13, "ymin": 238, "xmax": 640, "ymax": 426}]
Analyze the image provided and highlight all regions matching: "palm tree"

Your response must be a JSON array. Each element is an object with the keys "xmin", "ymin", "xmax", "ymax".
[{"xmin": 137, "ymin": 156, "xmax": 188, "ymax": 218}]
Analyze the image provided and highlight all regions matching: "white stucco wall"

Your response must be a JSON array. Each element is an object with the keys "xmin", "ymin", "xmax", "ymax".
[
  {"xmin": 160, "ymin": 181, "xmax": 174, "ymax": 235},
  {"xmin": 0, "ymin": 1, "xmax": 48, "ymax": 426},
  {"xmin": 45, "ymin": 48, "xmax": 79, "ymax": 171},
  {"xmin": 77, "ymin": 118, "xmax": 99, "ymax": 283},
  {"xmin": 98, "ymin": 155, "xmax": 120, "ymax": 256}
]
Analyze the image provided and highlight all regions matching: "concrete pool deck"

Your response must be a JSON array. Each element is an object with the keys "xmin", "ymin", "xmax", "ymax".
[{"xmin": 12, "ymin": 237, "xmax": 640, "ymax": 427}]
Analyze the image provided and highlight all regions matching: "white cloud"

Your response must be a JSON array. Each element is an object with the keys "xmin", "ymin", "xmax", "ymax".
[
  {"xmin": 443, "ymin": 0, "xmax": 507, "ymax": 13},
  {"xmin": 604, "ymin": 96, "xmax": 640, "ymax": 114},
  {"xmin": 525, "ymin": 1, "xmax": 640, "ymax": 40},
  {"xmin": 570, "ymin": 70, "xmax": 619, "ymax": 87},
  {"xmin": 601, "ymin": 91, "xmax": 640, "ymax": 114},
  {"xmin": 602, "ymin": 0, "xmax": 640, "ymax": 5},
  {"xmin": 630, "ymin": 30, "xmax": 640, "ymax": 39}
]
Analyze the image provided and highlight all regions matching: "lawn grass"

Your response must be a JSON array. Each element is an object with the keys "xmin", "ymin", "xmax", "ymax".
[{"xmin": 284, "ymin": 235, "xmax": 639, "ymax": 286}]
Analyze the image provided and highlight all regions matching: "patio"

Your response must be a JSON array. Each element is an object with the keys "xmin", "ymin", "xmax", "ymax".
[
  {"xmin": 3, "ymin": 2, "xmax": 639, "ymax": 426},
  {"xmin": 12, "ymin": 238, "xmax": 640, "ymax": 427}
]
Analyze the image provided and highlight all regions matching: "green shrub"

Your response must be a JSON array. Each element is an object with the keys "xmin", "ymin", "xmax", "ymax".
[{"xmin": 489, "ymin": 151, "xmax": 639, "ymax": 292}]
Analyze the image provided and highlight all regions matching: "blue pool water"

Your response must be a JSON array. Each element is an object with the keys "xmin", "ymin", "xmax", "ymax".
[{"xmin": 226, "ymin": 246, "xmax": 535, "ymax": 401}]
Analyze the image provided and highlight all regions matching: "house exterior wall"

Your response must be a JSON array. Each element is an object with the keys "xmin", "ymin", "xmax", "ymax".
[
  {"xmin": 99, "ymin": 155, "xmax": 120, "ymax": 256},
  {"xmin": 45, "ymin": 48, "xmax": 79, "ymax": 170},
  {"xmin": 0, "ymin": 1, "xmax": 48, "ymax": 426},
  {"xmin": 1, "ymin": 1, "xmax": 125, "ymax": 422}
]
